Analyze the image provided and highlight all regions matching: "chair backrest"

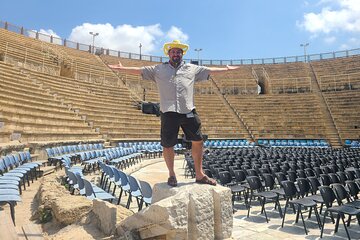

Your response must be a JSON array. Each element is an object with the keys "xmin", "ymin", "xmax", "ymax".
[
  {"xmin": 83, "ymin": 179, "xmax": 95, "ymax": 197},
  {"xmin": 246, "ymin": 169, "xmax": 258, "ymax": 177},
  {"xmin": 127, "ymin": 175, "xmax": 141, "ymax": 193},
  {"xmin": 320, "ymin": 174, "xmax": 331, "ymax": 186},
  {"xmin": 336, "ymin": 172, "xmax": 348, "ymax": 185},
  {"xmin": 287, "ymin": 171, "xmax": 297, "ymax": 182},
  {"xmin": 25, "ymin": 151, "xmax": 32, "ymax": 161},
  {"xmin": 105, "ymin": 165, "xmax": 114, "ymax": 178},
  {"xmin": 332, "ymin": 183, "xmax": 352, "ymax": 205},
  {"xmin": 345, "ymin": 170, "xmax": 356, "ymax": 181},
  {"xmin": 346, "ymin": 181, "xmax": 360, "ymax": 199},
  {"xmin": 67, "ymin": 170, "xmax": 78, "ymax": 185},
  {"xmin": 304, "ymin": 168, "xmax": 316, "ymax": 177},
  {"xmin": 118, "ymin": 170, "xmax": 129, "ymax": 187},
  {"xmin": 307, "ymin": 177, "xmax": 321, "ymax": 193},
  {"xmin": 275, "ymin": 172, "xmax": 287, "ymax": 187},
  {"xmin": 263, "ymin": 174, "xmax": 275, "ymax": 189},
  {"xmin": 218, "ymin": 171, "xmax": 232, "ymax": 185},
  {"xmin": 297, "ymin": 178, "xmax": 311, "ymax": 196},
  {"xmin": 328, "ymin": 173, "xmax": 340, "ymax": 184},
  {"xmin": 112, "ymin": 168, "xmax": 121, "ymax": 182},
  {"xmin": 0, "ymin": 158, "xmax": 6, "ymax": 172},
  {"xmin": 139, "ymin": 180, "xmax": 152, "ymax": 199},
  {"xmin": 281, "ymin": 180, "xmax": 298, "ymax": 198},
  {"xmin": 246, "ymin": 176, "xmax": 262, "ymax": 191},
  {"xmin": 319, "ymin": 186, "xmax": 336, "ymax": 207},
  {"xmin": 296, "ymin": 170, "xmax": 306, "ymax": 179},
  {"xmin": 75, "ymin": 173, "xmax": 85, "ymax": 190},
  {"xmin": 233, "ymin": 170, "xmax": 246, "ymax": 183}
]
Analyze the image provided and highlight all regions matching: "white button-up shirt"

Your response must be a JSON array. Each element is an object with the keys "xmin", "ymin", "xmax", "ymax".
[{"xmin": 142, "ymin": 62, "xmax": 210, "ymax": 114}]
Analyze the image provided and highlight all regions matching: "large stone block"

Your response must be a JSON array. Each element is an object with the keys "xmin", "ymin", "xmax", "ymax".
[
  {"xmin": 93, "ymin": 199, "xmax": 133, "ymax": 235},
  {"xmin": 117, "ymin": 182, "xmax": 233, "ymax": 240},
  {"xmin": 36, "ymin": 175, "xmax": 93, "ymax": 225}
]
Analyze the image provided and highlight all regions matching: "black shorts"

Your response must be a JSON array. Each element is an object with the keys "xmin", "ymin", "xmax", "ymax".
[{"xmin": 160, "ymin": 110, "xmax": 203, "ymax": 148}]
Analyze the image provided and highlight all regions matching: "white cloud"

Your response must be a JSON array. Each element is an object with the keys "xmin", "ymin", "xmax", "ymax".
[
  {"xmin": 165, "ymin": 26, "xmax": 189, "ymax": 43},
  {"xmin": 39, "ymin": 29, "xmax": 60, "ymax": 38},
  {"xmin": 67, "ymin": 23, "xmax": 188, "ymax": 55},
  {"xmin": 299, "ymin": 0, "xmax": 360, "ymax": 34}
]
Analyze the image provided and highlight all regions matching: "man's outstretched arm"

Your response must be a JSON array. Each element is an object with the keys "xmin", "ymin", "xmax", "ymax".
[
  {"xmin": 208, "ymin": 65, "xmax": 240, "ymax": 75},
  {"xmin": 108, "ymin": 61, "xmax": 142, "ymax": 75}
]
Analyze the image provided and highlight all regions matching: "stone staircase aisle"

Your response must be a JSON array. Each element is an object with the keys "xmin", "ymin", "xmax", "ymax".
[{"xmin": 309, "ymin": 63, "xmax": 342, "ymax": 148}]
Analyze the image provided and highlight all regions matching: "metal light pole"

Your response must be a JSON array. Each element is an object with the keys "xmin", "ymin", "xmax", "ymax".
[
  {"xmin": 194, "ymin": 48, "xmax": 202, "ymax": 65},
  {"xmin": 139, "ymin": 43, "xmax": 142, "ymax": 60},
  {"xmin": 300, "ymin": 43, "xmax": 309, "ymax": 63},
  {"xmin": 89, "ymin": 32, "xmax": 99, "ymax": 54}
]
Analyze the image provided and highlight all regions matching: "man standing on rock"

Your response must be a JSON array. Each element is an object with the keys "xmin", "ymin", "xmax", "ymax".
[{"xmin": 109, "ymin": 40, "xmax": 239, "ymax": 187}]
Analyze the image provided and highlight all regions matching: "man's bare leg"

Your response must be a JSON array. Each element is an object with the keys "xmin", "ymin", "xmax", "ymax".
[
  {"xmin": 163, "ymin": 146, "xmax": 176, "ymax": 177},
  {"xmin": 191, "ymin": 140, "xmax": 205, "ymax": 180}
]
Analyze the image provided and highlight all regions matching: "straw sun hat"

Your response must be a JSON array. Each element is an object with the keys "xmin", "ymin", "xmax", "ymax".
[{"xmin": 163, "ymin": 40, "xmax": 189, "ymax": 56}]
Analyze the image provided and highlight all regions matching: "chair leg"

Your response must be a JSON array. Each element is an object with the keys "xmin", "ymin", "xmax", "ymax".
[
  {"xmin": 126, "ymin": 194, "xmax": 132, "ymax": 209},
  {"xmin": 347, "ymin": 215, "xmax": 351, "ymax": 227},
  {"xmin": 340, "ymin": 215, "xmax": 351, "ymax": 240},
  {"xmin": 281, "ymin": 202, "xmax": 288, "ymax": 228},
  {"xmin": 260, "ymin": 198, "xmax": 269, "ymax": 223},
  {"xmin": 299, "ymin": 207, "xmax": 308, "ymax": 235},
  {"xmin": 247, "ymin": 195, "xmax": 252, "ymax": 218},
  {"xmin": 314, "ymin": 206, "xmax": 322, "ymax": 229},
  {"xmin": 117, "ymin": 189, "xmax": 123, "ymax": 205},
  {"xmin": 320, "ymin": 211, "xmax": 327, "ymax": 238},
  {"xmin": 295, "ymin": 205, "xmax": 300, "ymax": 224},
  {"xmin": 100, "ymin": 172, "xmax": 104, "ymax": 185},
  {"xmin": 8, "ymin": 202, "xmax": 16, "ymax": 226},
  {"xmin": 334, "ymin": 215, "xmax": 341, "ymax": 233},
  {"xmin": 276, "ymin": 198, "xmax": 283, "ymax": 218},
  {"xmin": 112, "ymin": 185, "xmax": 117, "ymax": 196}
]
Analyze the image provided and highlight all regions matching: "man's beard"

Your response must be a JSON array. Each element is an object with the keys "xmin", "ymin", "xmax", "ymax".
[{"xmin": 171, "ymin": 56, "xmax": 181, "ymax": 64}]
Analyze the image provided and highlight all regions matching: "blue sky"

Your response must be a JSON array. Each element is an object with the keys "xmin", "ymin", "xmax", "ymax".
[{"xmin": 1, "ymin": 0, "xmax": 359, "ymax": 61}]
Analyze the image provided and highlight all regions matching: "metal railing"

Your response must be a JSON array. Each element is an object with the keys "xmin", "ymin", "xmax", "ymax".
[{"xmin": 1, "ymin": 20, "xmax": 360, "ymax": 66}]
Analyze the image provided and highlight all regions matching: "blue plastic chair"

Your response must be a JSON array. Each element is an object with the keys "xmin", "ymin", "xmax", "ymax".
[
  {"xmin": 126, "ymin": 175, "xmax": 143, "ymax": 210},
  {"xmin": 83, "ymin": 179, "xmax": 114, "ymax": 202},
  {"xmin": 139, "ymin": 180, "xmax": 152, "ymax": 210}
]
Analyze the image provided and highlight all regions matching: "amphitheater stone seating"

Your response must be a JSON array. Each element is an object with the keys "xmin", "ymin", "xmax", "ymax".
[
  {"xmin": 311, "ymin": 55, "xmax": 360, "ymax": 91},
  {"xmin": 226, "ymin": 93, "xmax": 328, "ymax": 139},
  {"xmin": 0, "ymin": 61, "xmax": 100, "ymax": 143},
  {"xmin": 323, "ymin": 91, "xmax": 360, "ymax": 141},
  {"xmin": 210, "ymin": 65, "xmax": 259, "ymax": 95},
  {"xmin": 262, "ymin": 62, "xmax": 313, "ymax": 94}
]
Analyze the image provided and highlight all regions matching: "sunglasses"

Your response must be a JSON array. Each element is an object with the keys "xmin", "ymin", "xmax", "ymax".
[{"xmin": 169, "ymin": 50, "xmax": 183, "ymax": 55}]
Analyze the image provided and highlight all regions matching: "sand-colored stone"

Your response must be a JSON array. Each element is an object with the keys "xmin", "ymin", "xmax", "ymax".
[
  {"xmin": 36, "ymin": 175, "xmax": 93, "ymax": 225},
  {"xmin": 117, "ymin": 182, "xmax": 233, "ymax": 240}
]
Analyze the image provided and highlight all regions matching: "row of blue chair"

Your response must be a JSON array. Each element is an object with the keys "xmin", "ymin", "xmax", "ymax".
[
  {"xmin": 51, "ymin": 144, "xmax": 144, "ymax": 173},
  {"xmin": 0, "ymin": 151, "xmax": 42, "ymax": 225},
  {"xmin": 204, "ymin": 139, "xmax": 255, "ymax": 148},
  {"xmin": 46, "ymin": 143, "xmax": 104, "ymax": 165},
  {"xmin": 345, "ymin": 140, "xmax": 360, "ymax": 148},
  {"xmin": 99, "ymin": 162, "xmax": 152, "ymax": 211},
  {"xmin": 258, "ymin": 139, "xmax": 329, "ymax": 147},
  {"xmin": 63, "ymin": 160, "xmax": 152, "ymax": 211},
  {"xmin": 119, "ymin": 141, "xmax": 166, "ymax": 158},
  {"xmin": 64, "ymin": 167, "xmax": 114, "ymax": 202}
]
